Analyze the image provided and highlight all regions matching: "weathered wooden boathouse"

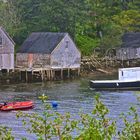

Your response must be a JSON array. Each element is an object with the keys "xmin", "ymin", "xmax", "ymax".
[
  {"xmin": 0, "ymin": 27, "xmax": 15, "ymax": 71},
  {"xmin": 116, "ymin": 32, "xmax": 140, "ymax": 61},
  {"xmin": 16, "ymin": 32, "xmax": 81, "ymax": 81}
]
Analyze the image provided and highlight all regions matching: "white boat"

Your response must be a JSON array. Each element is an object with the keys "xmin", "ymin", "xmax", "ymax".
[{"xmin": 90, "ymin": 67, "xmax": 140, "ymax": 90}]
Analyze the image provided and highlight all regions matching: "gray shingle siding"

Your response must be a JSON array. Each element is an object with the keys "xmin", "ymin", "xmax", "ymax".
[{"xmin": 0, "ymin": 27, "xmax": 15, "ymax": 70}]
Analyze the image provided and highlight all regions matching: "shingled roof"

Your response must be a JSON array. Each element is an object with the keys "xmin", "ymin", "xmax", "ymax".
[
  {"xmin": 17, "ymin": 32, "xmax": 67, "ymax": 54},
  {"xmin": 121, "ymin": 32, "xmax": 140, "ymax": 48}
]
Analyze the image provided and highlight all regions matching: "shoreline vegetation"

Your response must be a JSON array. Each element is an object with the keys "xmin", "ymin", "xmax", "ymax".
[
  {"xmin": 0, "ymin": 1, "xmax": 139, "ymax": 84},
  {"xmin": 0, "ymin": 95, "xmax": 140, "ymax": 140},
  {"xmin": 0, "ymin": 1, "xmax": 140, "ymax": 139},
  {"xmin": 0, "ymin": 0, "xmax": 139, "ymax": 57},
  {"xmin": 1, "ymin": 55, "xmax": 140, "ymax": 84}
]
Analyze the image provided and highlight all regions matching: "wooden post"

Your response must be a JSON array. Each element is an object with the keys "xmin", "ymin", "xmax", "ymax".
[
  {"xmin": 44, "ymin": 70, "xmax": 47, "ymax": 81},
  {"xmin": 48, "ymin": 70, "xmax": 50, "ymax": 80},
  {"xmin": 7, "ymin": 69, "xmax": 9, "ymax": 76},
  {"xmin": 68, "ymin": 68, "xmax": 70, "ymax": 78},
  {"xmin": 19, "ymin": 70, "xmax": 21, "ymax": 81},
  {"xmin": 41, "ymin": 69, "xmax": 44, "ymax": 81},
  {"xmin": 25, "ymin": 70, "xmax": 28, "ymax": 82},
  {"xmin": 61, "ymin": 69, "xmax": 63, "ymax": 79},
  {"xmin": 32, "ymin": 70, "xmax": 34, "ymax": 81},
  {"xmin": 78, "ymin": 68, "xmax": 80, "ymax": 76},
  {"xmin": 50, "ymin": 69, "xmax": 53, "ymax": 80},
  {"xmin": 53, "ymin": 70, "xmax": 56, "ymax": 80}
]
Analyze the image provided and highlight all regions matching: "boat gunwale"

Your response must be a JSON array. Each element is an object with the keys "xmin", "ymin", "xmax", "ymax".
[
  {"xmin": 90, "ymin": 79, "xmax": 140, "ymax": 83},
  {"xmin": 0, "ymin": 101, "xmax": 34, "ymax": 111}
]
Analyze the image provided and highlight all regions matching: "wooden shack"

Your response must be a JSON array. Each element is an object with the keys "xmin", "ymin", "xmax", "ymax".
[
  {"xmin": 0, "ymin": 27, "xmax": 15, "ymax": 71},
  {"xmin": 16, "ymin": 32, "xmax": 81, "ymax": 81},
  {"xmin": 116, "ymin": 32, "xmax": 140, "ymax": 60}
]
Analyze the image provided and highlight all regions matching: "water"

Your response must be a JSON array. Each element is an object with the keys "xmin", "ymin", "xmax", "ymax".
[{"xmin": 0, "ymin": 75, "xmax": 140, "ymax": 139}]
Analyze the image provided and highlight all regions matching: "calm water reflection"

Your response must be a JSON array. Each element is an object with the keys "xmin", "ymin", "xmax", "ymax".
[{"xmin": 0, "ymin": 75, "xmax": 140, "ymax": 139}]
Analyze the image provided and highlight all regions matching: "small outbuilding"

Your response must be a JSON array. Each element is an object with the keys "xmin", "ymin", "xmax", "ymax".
[
  {"xmin": 0, "ymin": 27, "xmax": 15, "ymax": 71},
  {"xmin": 16, "ymin": 32, "xmax": 81, "ymax": 80},
  {"xmin": 116, "ymin": 32, "xmax": 140, "ymax": 60}
]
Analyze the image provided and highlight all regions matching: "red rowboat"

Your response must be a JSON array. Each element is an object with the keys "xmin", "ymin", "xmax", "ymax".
[{"xmin": 0, "ymin": 101, "xmax": 34, "ymax": 111}]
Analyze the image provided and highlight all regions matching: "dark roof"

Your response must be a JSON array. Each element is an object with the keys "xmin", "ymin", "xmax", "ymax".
[
  {"xmin": 17, "ymin": 32, "xmax": 67, "ymax": 54},
  {"xmin": 121, "ymin": 32, "xmax": 140, "ymax": 48}
]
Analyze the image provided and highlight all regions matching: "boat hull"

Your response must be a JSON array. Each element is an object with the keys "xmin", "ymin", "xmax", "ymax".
[
  {"xmin": 0, "ymin": 101, "xmax": 34, "ymax": 111},
  {"xmin": 90, "ymin": 80, "xmax": 140, "ymax": 90}
]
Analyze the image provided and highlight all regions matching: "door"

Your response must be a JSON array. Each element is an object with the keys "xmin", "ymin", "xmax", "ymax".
[
  {"xmin": 28, "ymin": 54, "xmax": 33, "ymax": 68},
  {"xmin": 2, "ymin": 54, "xmax": 11, "ymax": 69}
]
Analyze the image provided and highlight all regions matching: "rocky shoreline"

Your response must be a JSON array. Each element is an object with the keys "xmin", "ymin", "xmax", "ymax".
[
  {"xmin": 0, "ymin": 56, "xmax": 139, "ymax": 84},
  {"xmin": 0, "ymin": 66, "xmax": 118, "ymax": 85}
]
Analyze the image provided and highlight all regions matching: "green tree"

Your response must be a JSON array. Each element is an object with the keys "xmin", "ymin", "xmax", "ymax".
[
  {"xmin": 0, "ymin": 0, "xmax": 20, "ymax": 37},
  {"xmin": 13, "ymin": 0, "xmax": 88, "ymax": 43},
  {"xmin": 1, "ymin": 0, "xmax": 139, "ymax": 55},
  {"xmin": 113, "ymin": 10, "xmax": 140, "ymax": 32}
]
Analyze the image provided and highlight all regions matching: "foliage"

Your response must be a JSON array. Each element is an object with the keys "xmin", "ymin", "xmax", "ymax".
[
  {"xmin": 15, "ymin": 94, "xmax": 139, "ymax": 140},
  {"xmin": 0, "ymin": 0, "xmax": 20, "ymax": 37},
  {"xmin": 0, "ymin": 94, "xmax": 140, "ymax": 139},
  {"xmin": 16, "ymin": 94, "xmax": 79, "ymax": 140},
  {"xmin": 113, "ymin": 10, "xmax": 140, "ymax": 32},
  {"xmin": 0, "ymin": 0, "xmax": 139, "ymax": 55},
  {"xmin": 11, "ymin": 0, "xmax": 88, "ymax": 44},
  {"xmin": 76, "ymin": 35, "xmax": 99, "ymax": 55},
  {"xmin": 118, "ymin": 106, "xmax": 140, "ymax": 140},
  {"xmin": 77, "ymin": 95, "xmax": 116, "ymax": 140},
  {"xmin": 0, "ymin": 126, "xmax": 14, "ymax": 140}
]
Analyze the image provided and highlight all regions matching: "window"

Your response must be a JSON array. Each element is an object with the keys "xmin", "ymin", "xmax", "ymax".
[
  {"xmin": 65, "ymin": 40, "xmax": 69, "ymax": 48},
  {"xmin": 0, "ymin": 36, "xmax": 2, "ymax": 47},
  {"xmin": 122, "ymin": 71, "xmax": 123, "ymax": 76}
]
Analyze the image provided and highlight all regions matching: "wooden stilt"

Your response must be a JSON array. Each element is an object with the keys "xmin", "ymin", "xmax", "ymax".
[
  {"xmin": 19, "ymin": 71, "xmax": 21, "ymax": 81},
  {"xmin": 25, "ymin": 70, "xmax": 28, "ymax": 82},
  {"xmin": 68, "ymin": 68, "xmax": 70, "ymax": 78},
  {"xmin": 53, "ymin": 70, "xmax": 55, "ymax": 80},
  {"xmin": 32, "ymin": 71, "xmax": 33, "ymax": 81},
  {"xmin": 61, "ymin": 69, "xmax": 63, "ymax": 79},
  {"xmin": 41, "ymin": 70, "xmax": 44, "ymax": 81},
  {"xmin": 12, "ymin": 66, "xmax": 80, "ymax": 83},
  {"xmin": 50, "ymin": 69, "xmax": 52, "ymax": 80},
  {"xmin": 48, "ymin": 70, "xmax": 50, "ymax": 80},
  {"xmin": 78, "ymin": 68, "xmax": 80, "ymax": 76},
  {"xmin": 44, "ymin": 70, "xmax": 47, "ymax": 81},
  {"xmin": 7, "ymin": 69, "xmax": 9, "ymax": 76}
]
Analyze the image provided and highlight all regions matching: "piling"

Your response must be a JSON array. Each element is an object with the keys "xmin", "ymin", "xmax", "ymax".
[{"xmin": 0, "ymin": 67, "xmax": 81, "ymax": 83}]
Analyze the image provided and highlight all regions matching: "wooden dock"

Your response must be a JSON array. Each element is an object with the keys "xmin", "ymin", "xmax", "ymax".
[{"xmin": 13, "ymin": 67, "xmax": 80, "ymax": 83}]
